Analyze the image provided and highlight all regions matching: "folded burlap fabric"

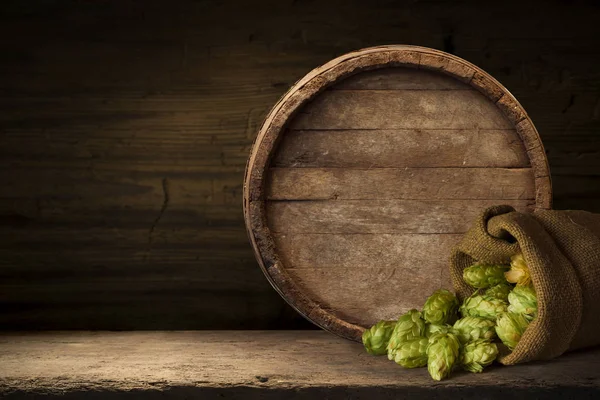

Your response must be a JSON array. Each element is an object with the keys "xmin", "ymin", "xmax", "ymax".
[{"xmin": 450, "ymin": 205, "xmax": 600, "ymax": 365}]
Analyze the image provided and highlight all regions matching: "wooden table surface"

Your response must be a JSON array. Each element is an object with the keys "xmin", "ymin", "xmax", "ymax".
[{"xmin": 1, "ymin": 331, "xmax": 599, "ymax": 399}]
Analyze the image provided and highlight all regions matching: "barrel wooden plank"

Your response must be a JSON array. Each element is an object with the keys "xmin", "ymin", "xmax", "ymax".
[
  {"xmin": 273, "ymin": 232, "xmax": 459, "ymax": 324},
  {"xmin": 272, "ymin": 231, "xmax": 459, "ymax": 324},
  {"xmin": 267, "ymin": 168, "xmax": 535, "ymax": 200},
  {"xmin": 333, "ymin": 68, "xmax": 471, "ymax": 90},
  {"xmin": 273, "ymin": 233, "xmax": 460, "ymax": 270},
  {"xmin": 273, "ymin": 129, "xmax": 529, "ymax": 168},
  {"xmin": 285, "ymin": 267, "xmax": 443, "ymax": 325},
  {"xmin": 290, "ymin": 90, "xmax": 514, "ymax": 130},
  {"xmin": 266, "ymin": 199, "xmax": 534, "ymax": 234}
]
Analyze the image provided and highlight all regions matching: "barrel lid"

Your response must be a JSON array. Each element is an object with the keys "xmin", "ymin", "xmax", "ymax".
[{"xmin": 243, "ymin": 45, "xmax": 551, "ymax": 341}]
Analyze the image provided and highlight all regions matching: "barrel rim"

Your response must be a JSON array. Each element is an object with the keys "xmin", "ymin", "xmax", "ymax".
[{"xmin": 243, "ymin": 45, "xmax": 552, "ymax": 342}]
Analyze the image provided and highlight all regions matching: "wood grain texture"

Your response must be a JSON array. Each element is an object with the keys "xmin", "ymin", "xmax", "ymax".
[
  {"xmin": 273, "ymin": 233, "xmax": 461, "ymax": 271},
  {"xmin": 267, "ymin": 200, "xmax": 534, "ymax": 234},
  {"xmin": 273, "ymin": 233, "xmax": 458, "ymax": 324},
  {"xmin": 273, "ymin": 129, "xmax": 529, "ymax": 168},
  {"xmin": 1, "ymin": 0, "xmax": 599, "ymax": 331},
  {"xmin": 285, "ymin": 267, "xmax": 449, "ymax": 325},
  {"xmin": 267, "ymin": 168, "xmax": 535, "ymax": 200},
  {"xmin": 333, "ymin": 68, "xmax": 471, "ymax": 90},
  {"xmin": 2, "ymin": 332, "xmax": 600, "ymax": 399},
  {"xmin": 290, "ymin": 90, "xmax": 514, "ymax": 130}
]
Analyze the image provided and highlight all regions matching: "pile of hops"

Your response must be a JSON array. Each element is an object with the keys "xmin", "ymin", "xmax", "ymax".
[{"xmin": 362, "ymin": 252, "xmax": 538, "ymax": 381}]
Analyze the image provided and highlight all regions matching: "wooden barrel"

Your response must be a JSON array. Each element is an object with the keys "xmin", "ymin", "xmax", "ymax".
[{"xmin": 243, "ymin": 45, "xmax": 551, "ymax": 342}]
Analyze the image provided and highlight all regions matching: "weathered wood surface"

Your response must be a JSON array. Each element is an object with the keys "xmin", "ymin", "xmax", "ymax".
[
  {"xmin": 273, "ymin": 233, "xmax": 461, "ymax": 271},
  {"xmin": 333, "ymin": 68, "xmax": 470, "ymax": 90},
  {"xmin": 275, "ymin": 233, "xmax": 459, "ymax": 324},
  {"xmin": 1, "ymin": 331, "xmax": 600, "ymax": 399},
  {"xmin": 267, "ymin": 168, "xmax": 535, "ymax": 200},
  {"xmin": 274, "ymin": 233, "xmax": 457, "ymax": 303},
  {"xmin": 291, "ymin": 90, "xmax": 514, "ymax": 130},
  {"xmin": 273, "ymin": 129, "xmax": 530, "ymax": 168},
  {"xmin": 1, "ymin": 0, "xmax": 599, "ymax": 331},
  {"xmin": 267, "ymin": 199, "xmax": 534, "ymax": 234}
]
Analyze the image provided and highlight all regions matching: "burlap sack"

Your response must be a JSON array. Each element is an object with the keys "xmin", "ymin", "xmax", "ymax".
[{"xmin": 450, "ymin": 205, "xmax": 600, "ymax": 365}]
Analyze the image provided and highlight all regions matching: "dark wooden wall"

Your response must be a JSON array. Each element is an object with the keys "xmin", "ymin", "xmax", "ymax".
[{"xmin": 1, "ymin": 0, "xmax": 599, "ymax": 329}]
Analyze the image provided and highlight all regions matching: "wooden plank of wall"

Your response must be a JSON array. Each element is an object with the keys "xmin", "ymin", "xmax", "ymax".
[{"xmin": 0, "ymin": 0, "xmax": 599, "ymax": 329}]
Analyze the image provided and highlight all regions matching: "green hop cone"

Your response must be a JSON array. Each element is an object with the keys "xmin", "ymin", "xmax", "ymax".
[
  {"xmin": 459, "ymin": 294, "xmax": 507, "ymax": 321},
  {"xmin": 425, "ymin": 323, "xmax": 453, "ymax": 337},
  {"xmin": 485, "ymin": 283, "xmax": 513, "ymax": 302},
  {"xmin": 452, "ymin": 316, "xmax": 496, "ymax": 344},
  {"xmin": 426, "ymin": 332, "xmax": 461, "ymax": 381},
  {"xmin": 393, "ymin": 337, "xmax": 429, "ymax": 368},
  {"xmin": 362, "ymin": 320, "xmax": 397, "ymax": 355},
  {"xmin": 422, "ymin": 289, "xmax": 459, "ymax": 325},
  {"xmin": 463, "ymin": 263, "xmax": 510, "ymax": 289},
  {"xmin": 460, "ymin": 339, "xmax": 498, "ymax": 373},
  {"xmin": 496, "ymin": 312, "xmax": 530, "ymax": 350},
  {"xmin": 508, "ymin": 286, "xmax": 538, "ymax": 321},
  {"xmin": 387, "ymin": 310, "xmax": 426, "ymax": 360}
]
